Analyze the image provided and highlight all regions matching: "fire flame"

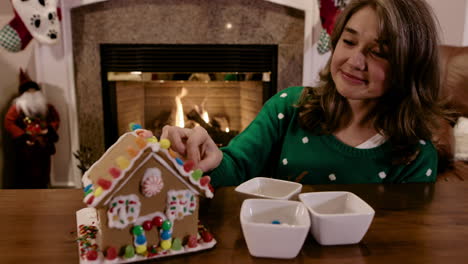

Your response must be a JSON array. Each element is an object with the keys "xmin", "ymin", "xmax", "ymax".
[{"xmin": 175, "ymin": 87, "xmax": 188, "ymax": 128}]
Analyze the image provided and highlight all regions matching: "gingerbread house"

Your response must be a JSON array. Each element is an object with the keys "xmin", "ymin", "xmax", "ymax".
[{"xmin": 76, "ymin": 127, "xmax": 215, "ymax": 263}]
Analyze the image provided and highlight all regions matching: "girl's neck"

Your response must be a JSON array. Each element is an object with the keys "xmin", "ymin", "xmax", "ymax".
[{"xmin": 333, "ymin": 99, "xmax": 378, "ymax": 147}]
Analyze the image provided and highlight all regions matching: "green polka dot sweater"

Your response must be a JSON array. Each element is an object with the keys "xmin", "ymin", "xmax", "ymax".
[{"xmin": 210, "ymin": 86, "xmax": 438, "ymax": 187}]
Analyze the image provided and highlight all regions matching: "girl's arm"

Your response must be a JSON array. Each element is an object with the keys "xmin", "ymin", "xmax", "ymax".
[{"xmin": 210, "ymin": 86, "xmax": 303, "ymax": 187}]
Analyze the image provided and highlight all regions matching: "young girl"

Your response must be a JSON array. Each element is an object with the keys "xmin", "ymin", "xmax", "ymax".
[{"xmin": 161, "ymin": 0, "xmax": 444, "ymax": 186}]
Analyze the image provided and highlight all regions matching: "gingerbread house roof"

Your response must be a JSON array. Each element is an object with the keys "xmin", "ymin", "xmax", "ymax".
[{"xmin": 81, "ymin": 130, "xmax": 214, "ymax": 208}]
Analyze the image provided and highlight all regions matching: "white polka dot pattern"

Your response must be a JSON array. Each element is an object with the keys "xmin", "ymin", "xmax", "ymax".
[
  {"xmin": 282, "ymin": 158, "xmax": 288, "ymax": 165},
  {"xmin": 378, "ymin": 171, "xmax": 386, "ymax": 179},
  {"xmin": 280, "ymin": 93, "xmax": 288, "ymax": 98},
  {"xmin": 278, "ymin": 113, "xmax": 284, "ymax": 119},
  {"xmin": 426, "ymin": 169, "xmax": 432, "ymax": 176},
  {"xmin": 329, "ymin": 174, "xmax": 336, "ymax": 181},
  {"xmin": 302, "ymin": 137, "xmax": 309, "ymax": 144}
]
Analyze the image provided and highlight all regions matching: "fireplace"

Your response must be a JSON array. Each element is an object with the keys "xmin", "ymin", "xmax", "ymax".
[{"xmin": 101, "ymin": 44, "xmax": 277, "ymax": 147}]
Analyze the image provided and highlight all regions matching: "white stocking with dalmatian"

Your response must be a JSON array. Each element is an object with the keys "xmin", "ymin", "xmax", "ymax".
[{"xmin": 0, "ymin": 0, "xmax": 61, "ymax": 52}]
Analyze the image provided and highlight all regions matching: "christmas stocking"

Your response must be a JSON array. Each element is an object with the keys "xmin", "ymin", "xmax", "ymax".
[
  {"xmin": 0, "ymin": 0, "xmax": 61, "ymax": 52},
  {"xmin": 317, "ymin": 0, "xmax": 349, "ymax": 54}
]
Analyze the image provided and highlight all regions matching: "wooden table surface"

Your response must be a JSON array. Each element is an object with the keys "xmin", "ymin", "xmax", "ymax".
[{"xmin": 0, "ymin": 182, "xmax": 467, "ymax": 264}]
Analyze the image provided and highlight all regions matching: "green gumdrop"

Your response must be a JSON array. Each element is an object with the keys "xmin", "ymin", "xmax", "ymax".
[
  {"xmin": 192, "ymin": 169, "xmax": 203, "ymax": 181},
  {"xmin": 132, "ymin": 225, "xmax": 144, "ymax": 236},
  {"xmin": 171, "ymin": 238, "xmax": 182, "ymax": 251},
  {"xmin": 124, "ymin": 245, "xmax": 135, "ymax": 258},
  {"xmin": 162, "ymin": 220, "xmax": 172, "ymax": 231}
]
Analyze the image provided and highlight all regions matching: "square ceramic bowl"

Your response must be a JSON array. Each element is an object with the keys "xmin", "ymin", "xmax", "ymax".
[
  {"xmin": 235, "ymin": 177, "xmax": 302, "ymax": 201},
  {"xmin": 240, "ymin": 198, "xmax": 310, "ymax": 259},
  {"xmin": 299, "ymin": 191, "xmax": 375, "ymax": 246}
]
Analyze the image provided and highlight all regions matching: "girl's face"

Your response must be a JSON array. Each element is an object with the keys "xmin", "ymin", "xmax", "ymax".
[{"xmin": 331, "ymin": 6, "xmax": 390, "ymax": 102}]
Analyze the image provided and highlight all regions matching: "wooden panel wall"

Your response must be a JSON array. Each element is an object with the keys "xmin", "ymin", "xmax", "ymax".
[
  {"xmin": 239, "ymin": 81, "xmax": 264, "ymax": 130},
  {"xmin": 116, "ymin": 82, "xmax": 145, "ymax": 136}
]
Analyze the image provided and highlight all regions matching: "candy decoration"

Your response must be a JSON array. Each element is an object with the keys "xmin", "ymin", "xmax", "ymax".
[
  {"xmin": 109, "ymin": 167, "xmax": 121, "ymax": 178},
  {"xmin": 127, "ymin": 146, "xmax": 138, "ymax": 158},
  {"xmin": 135, "ymin": 136, "xmax": 147, "ymax": 149},
  {"xmin": 162, "ymin": 220, "xmax": 172, "ymax": 231},
  {"xmin": 191, "ymin": 169, "xmax": 203, "ymax": 181},
  {"xmin": 159, "ymin": 138, "xmax": 171, "ymax": 149},
  {"xmin": 175, "ymin": 157, "xmax": 184, "ymax": 166},
  {"xmin": 84, "ymin": 188, "xmax": 93, "ymax": 196},
  {"xmin": 124, "ymin": 245, "xmax": 135, "ymax": 258},
  {"xmin": 147, "ymin": 136, "xmax": 158, "ymax": 143},
  {"xmin": 142, "ymin": 220, "xmax": 153, "ymax": 231},
  {"xmin": 94, "ymin": 186, "xmax": 103, "ymax": 197},
  {"xmin": 97, "ymin": 178, "xmax": 112, "ymax": 190},
  {"xmin": 208, "ymin": 184, "xmax": 214, "ymax": 193},
  {"xmin": 136, "ymin": 235, "xmax": 147, "ymax": 245},
  {"xmin": 201, "ymin": 231, "xmax": 214, "ymax": 242},
  {"xmin": 116, "ymin": 156, "xmax": 130, "ymax": 170},
  {"xmin": 86, "ymin": 195, "xmax": 95, "ymax": 205},
  {"xmin": 171, "ymin": 238, "xmax": 183, "ymax": 251},
  {"xmin": 84, "ymin": 184, "xmax": 93, "ymax": 192},
  {"xmin": 105, "ymin": 247, "xmax": 118, "ymax": 260},
  {"xmin": 183, "ymin": 160, "xmax": 195, "ymax": 172},
  {"xmin": 187, "ymin": 235, "xmax": 198, "ymax": 248},
  {"xmin": 160, "ymin": 239, "xmax": 172, "ymax": 250},
  {"xmin": 86, "ymin": 250, "xmax": 98, "ymax": 260},
  {"xmin": 200, "ymin": 176, "xmax": 211, "ymax": 186},
  {"xmin": 135, "ymin": 245, "xmax": 147, "ymax": 255},
  {"xmin": 132, "ymin": 225, "xmax": 144, "ymax": 236},
  {"xmin": 129, "ymin": 123, "xmax": 142, "ymax": 131},
  {"xmin": 152, "ymin": 216, "xmax": 163, "ymax": 228},
  {"xmin": 161, "ymin": 230, "xmax": 171, "ymax": 240},
  {"xmin": 141, "ymin": 168, "xmax": 164, "ymax": 197},
  {"xmin": 168, "ymin": 149, "xmax": 179, "ymax": 158}
]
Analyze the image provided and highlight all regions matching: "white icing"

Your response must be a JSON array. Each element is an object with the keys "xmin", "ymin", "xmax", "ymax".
[
  {"xmin": 166, "ymin": 190, "xmax": 197, "ymax": 221},
  {"xmin": 107, "ymin": 194, "xmax": 141, "ymax": 229},
  {"xmin": 141, "ymin": 168, "xmax": 164, "ymax": 197}
]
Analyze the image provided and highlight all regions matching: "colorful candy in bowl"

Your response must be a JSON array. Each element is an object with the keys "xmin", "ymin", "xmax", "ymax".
[
  {"xmin": 240, "ymin": 198, "xmax": 310, "ymax": 259},
  {"xmin": 299, "ymin": 191, "xmax": 375, "ymax": 245},
  {"xmin": 235, "ymin": 177, "xmax": 302, "ymax": 201}
]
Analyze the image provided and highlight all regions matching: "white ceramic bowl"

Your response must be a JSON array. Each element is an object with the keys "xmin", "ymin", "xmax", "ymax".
[
  {"xmin": 235, "ymin": 177, "xmax": 302, "ymax": 201},
  {"xmin": 299, "ymin": 191, "xmax": 375, "ymax": 246},
  {"xmin": 240, "ymin": 198, "xmax": 310, "ymax": 259}
]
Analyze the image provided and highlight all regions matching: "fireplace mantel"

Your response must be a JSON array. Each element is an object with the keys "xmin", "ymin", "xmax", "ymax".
[{"xmin": 34, "ymin": 0, "xmax": 320, "ymax": 187}]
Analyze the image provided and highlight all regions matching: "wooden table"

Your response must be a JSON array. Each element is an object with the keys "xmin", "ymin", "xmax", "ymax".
[{"xmin": 1, "ymin": 182, "xmax": 467, "ymax": 264}]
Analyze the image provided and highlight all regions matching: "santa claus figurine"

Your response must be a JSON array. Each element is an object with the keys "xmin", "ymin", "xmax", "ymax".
[{"xmin": 4, "ymin": 69, "xmax": 60, "ymax": 189}]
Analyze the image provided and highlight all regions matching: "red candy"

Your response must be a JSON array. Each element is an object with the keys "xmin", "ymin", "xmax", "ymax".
[
  {"xmin": 86, "ymin": 250, "xmax": 98, "ymax": 260},
  {"xmin": 109, "ymin": 167, "xmax": 121, "ymax": 178},
  {"xmin": 105, "ymin": 247, "xmax": 117, "ymax": 260},
  {"xmin": 201, "ymin": 231, "xmax": 213, "ymax": 242},
  {"xmin": 187, "ymin": 235, "xmax": 198, "ymax": 248},
  {"xmin": 152, "ymin": 216, "xmax": 163, "ymax": 228},
  {"xmin": 183, "ymin": 160, "xmax": 195, "ymax": 172},
  {"xmin": 143, "ymin": 220, "xmax": 153, "ymax": 231},
  {"xmin": 86, "ymin": 195, "xmax": 95, "ymax": 205},
  {"xmin": 97, "ymin": 178, "xmax": 112, "ymax": 190},
  {"xmin": 208, "ymin": 183, "xmax": 214, "ymax": 193},
  {"xmin": 200, "ymin": 176, "xmax": 211, "ymax": 186}
]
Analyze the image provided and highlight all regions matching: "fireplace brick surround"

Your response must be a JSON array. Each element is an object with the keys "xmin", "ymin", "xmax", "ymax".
[{"xmin": 72, "ymin": 0, "xmax": 305, "ymax": 156}]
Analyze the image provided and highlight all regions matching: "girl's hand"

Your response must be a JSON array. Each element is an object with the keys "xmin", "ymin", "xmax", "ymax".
[{"xmin": 161, "ymin": 125, "xmax": 223, "ymax": 172}]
